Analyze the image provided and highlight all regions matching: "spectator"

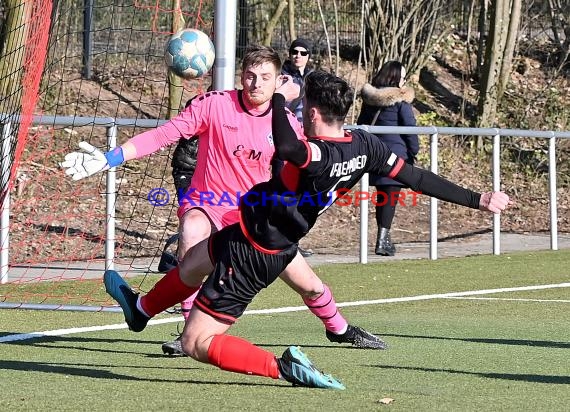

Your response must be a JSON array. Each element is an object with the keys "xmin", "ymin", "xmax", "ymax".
[
  {"xmin": 357, "ymin": 61, "xmax": 419, "ymax": 256},
  {"xmin": 281, "ymin": 38, "xmax": 313, "ymax": 123}
]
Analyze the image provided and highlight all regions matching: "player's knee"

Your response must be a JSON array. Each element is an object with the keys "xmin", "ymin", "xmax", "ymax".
[
  {"xmin": 180, "ymin": 334, "xmax": 200, "ymax": 360},
  {"xmin": 180, "ymin": 210, "xmax": 211, "ymax": 236},
  {"xmin": 178, "ymin": 249, "xmax": 208, "ymax": 286},
  {"xmin": 300, "ymin": 284, "xmax": 325, "ymax": 301},
  {"xmin": 178, "ymin": 228, "xmax": 209, "ymax": 261}
]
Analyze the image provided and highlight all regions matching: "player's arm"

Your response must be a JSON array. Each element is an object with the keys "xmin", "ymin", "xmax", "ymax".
[
  {"xmin": 118, "ymin": 96, "xmax": 207, "ymax": 161},
  {"xmin": 390, "ymin": 161, "xmax": 511, "ymax": 213},
  {"xmin": 61, "ymin": 94, "xmax": 208, "ymax": 180},
  {"xmin": 271, "ymin": 93, "xmax": 308, "ymax": 166}
]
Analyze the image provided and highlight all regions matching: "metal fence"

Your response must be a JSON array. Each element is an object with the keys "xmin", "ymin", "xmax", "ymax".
[{"xmin": 2, "ymin": 114, "xmax": 569, "ymax": 283}]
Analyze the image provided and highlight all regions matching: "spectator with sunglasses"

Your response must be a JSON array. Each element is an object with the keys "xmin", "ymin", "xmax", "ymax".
[{"xmin": 281, "ymin": 39, "xmax": 313, "ymax": 122}]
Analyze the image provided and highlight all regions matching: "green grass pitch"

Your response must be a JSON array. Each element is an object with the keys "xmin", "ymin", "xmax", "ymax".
[{"xmin": 1, "ymin": 250, "xmax": 569, "ymax": 411}]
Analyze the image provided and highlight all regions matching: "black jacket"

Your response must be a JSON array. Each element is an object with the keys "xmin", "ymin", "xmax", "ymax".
[{"xmin": 357, "ymin": 84, "xmax": 419, "ymax": 186}]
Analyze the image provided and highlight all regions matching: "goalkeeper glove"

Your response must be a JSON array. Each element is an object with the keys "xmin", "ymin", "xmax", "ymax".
[{"xmin": 60, "ymin": 141, "xmax": 124, "ymax": 181}]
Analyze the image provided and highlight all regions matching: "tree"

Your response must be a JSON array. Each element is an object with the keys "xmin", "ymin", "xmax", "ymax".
[
  {"xmin": 167, "ymin": 0, "xmax": 185, "ymax": 119},
  {"xmin": 475, "ymin": 0, "xmax": 489, "ymax": 80},
  {"xmin": 477, "ymin": 0, "xmax": 522, "ymax": 129},
  {"xmin": 0, "ymin": 0, "xmax": 31, "ymax": 107},
  {"xmin": 262, "ymin": 0, "xmax": 287, "ymax": 46},
  {"xmin": 546, "ymin": 0, "xmax": 569, "ymax": 71},
  {"xmin": 287, "ymin": 0, "xmax": 296, "ymax": 42},
  {"xmin": 363, "ymin": 0, "xmax": 447, "ymax": 77}
]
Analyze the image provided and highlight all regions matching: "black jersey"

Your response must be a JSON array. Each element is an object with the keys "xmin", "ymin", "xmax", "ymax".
[
  {"xmin": 239, "ymin": 129, "xmax": 400, "ymax": 251},
  {"xmin": 239, "ymin": 94, "xmax": 481, "ymax": 252}
]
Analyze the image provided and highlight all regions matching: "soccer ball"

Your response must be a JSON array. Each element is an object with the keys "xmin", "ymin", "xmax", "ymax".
[{"xmin": 164, "ymin": 29, "xmax": 215, "ymax": 79}]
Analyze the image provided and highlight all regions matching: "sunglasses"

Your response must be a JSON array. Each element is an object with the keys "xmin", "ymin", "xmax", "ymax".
[{"xmin": 291, "ymin": 49, "xmax": 309, "ymax": 56}]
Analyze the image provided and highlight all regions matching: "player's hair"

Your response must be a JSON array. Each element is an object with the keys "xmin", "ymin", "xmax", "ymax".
[
  {"xmin": 304, "ymin": 70, "xmax": 354, "ymax": 125},
  {"xmin": 371, "ymin": 60, "xmax": 404, "ymax": 88},
  {"xmin": 242, "ymin": 45, "xmax": 282, "ymax": 74}
]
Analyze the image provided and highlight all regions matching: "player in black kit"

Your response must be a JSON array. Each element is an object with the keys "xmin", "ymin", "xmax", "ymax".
[{"xmin": 104, "ymin": 70, "xmax": 512, "ymax": 390}]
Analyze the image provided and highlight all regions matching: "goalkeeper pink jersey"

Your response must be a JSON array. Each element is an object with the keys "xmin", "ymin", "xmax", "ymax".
[{"xmin": 129, "ymin": 90, "xmax": 303, "ymax": 229}]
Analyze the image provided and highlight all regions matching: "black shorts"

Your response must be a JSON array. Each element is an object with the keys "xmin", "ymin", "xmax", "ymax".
[{"xmin": 194, "ymin": 224, "xmax": 298, "ymax": 324}]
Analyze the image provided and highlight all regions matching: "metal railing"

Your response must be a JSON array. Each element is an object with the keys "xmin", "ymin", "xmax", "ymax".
[
  {"xmin": 350, "ymin": 125, "xmax": 570, "ymax": 263},
  {"xmin": 1, "ymin": 114, "xmax": 569, "ymax": 283}
]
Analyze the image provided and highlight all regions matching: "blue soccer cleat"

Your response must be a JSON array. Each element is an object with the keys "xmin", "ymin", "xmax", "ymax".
[
  {"xmin": 103, "ymin": 270, "xmax": 149, "ymax": 332},
  {"xmin": 277, "ymin": 346, "xmax": 345, "ymax": 390}
]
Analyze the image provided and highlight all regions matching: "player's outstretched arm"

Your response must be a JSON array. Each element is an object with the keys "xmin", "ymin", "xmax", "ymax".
[
  {"xmin": 59, "ymin": 114, "xmax": 194, "ymax": 180},
  {"xmin": 390, "ymin": 162, "xmax": 513, "ymax": 214}
]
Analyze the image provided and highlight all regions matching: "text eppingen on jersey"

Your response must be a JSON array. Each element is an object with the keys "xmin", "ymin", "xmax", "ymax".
[{"xmin": 148, "ymin": 187, "xmax": 422, "ymax": 208}]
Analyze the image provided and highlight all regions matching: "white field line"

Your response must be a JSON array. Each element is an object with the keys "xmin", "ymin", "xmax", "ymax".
[
  {"xmin": 1, "ymin": 282, "xmax": 569, "ymax": 343},
  {"xmin": 443, "ymin": 297, "xmax": 570, "ymax": 303}
]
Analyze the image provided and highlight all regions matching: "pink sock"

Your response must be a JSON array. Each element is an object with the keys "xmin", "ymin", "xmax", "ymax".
[
  {"xmin": 181, "ymin": 289, "xmax": 200, "ymax": 320},
  {"xmin": 303, "ymin": 284, "xmax": 348, "ymax": 334}
]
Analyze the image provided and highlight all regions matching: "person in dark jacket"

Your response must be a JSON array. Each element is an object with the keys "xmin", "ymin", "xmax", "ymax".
[
  {"xmin": 357, "ymin": 61, "xmax": 419, "ymax": 256},
  {"xmin": 281, "ymin": 38, "xmax": 313, "ymax": 122}
]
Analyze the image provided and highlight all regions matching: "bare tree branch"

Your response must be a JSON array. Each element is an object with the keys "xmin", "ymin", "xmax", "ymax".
[
  {"xmin": 316, "ymin": 0, "xmax": 333, "ymax": 70},
  {"xmin": 262, "ymin": 0, "xmax": 287, "ymax": 46},
  {"xmin": 288, "ymin": 0, "xmax": 296, "ymax": 42}
]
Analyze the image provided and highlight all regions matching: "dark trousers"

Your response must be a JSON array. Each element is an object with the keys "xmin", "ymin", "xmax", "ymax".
[{"xmin": 374, "ymin": 185, "xmax": 401, "ymax": 229}]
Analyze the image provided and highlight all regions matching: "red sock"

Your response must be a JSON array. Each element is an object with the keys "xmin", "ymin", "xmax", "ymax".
[
  {"xmin": 140, "ymin": 267, "xmax": 200, "ymax": 317},
  {"xmin": 207, "ymin": 334, "xmax": 279, "ymax": 379}
]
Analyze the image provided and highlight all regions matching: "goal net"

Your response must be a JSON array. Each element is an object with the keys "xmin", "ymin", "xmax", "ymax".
[
  {"xmin": 1, "ymin": 0, "xmax": 365, "ymax": 311},
  {"xmin": 1, "ymin": 0, "xmax": 214, "ymax": 310}
]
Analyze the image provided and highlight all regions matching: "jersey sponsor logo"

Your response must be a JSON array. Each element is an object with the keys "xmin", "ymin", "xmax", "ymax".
[
  {"xmin": 223, "ymin": 124, "xmax": 238, "ymax": 132},
  {"xmin": 232, "ymin": 144, "xmax": 263, "ymax": 161},
  {"xmin": 309, "ymin": 142, "xmax": 321, "ymax": 161},
  {"xmin": 330, "ymin": 155, "xmax": 367, "ymax": 177}
]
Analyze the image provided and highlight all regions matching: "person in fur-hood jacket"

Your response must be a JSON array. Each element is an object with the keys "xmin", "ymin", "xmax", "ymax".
[{"xmin": 357, "ymin": 60, "xmax": 419, "ymax": 256}]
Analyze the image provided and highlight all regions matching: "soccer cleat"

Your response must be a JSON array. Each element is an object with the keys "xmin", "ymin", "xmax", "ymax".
[
  {"xmin": 298, "ymin": 247, "xmax": 314, "ymax": 258},
  {"xmin": 157, "ymin": 233, "xmax": 179, "ymax": 273},
  {"xmin": 103, "ymin": 270, "xmax": 149, "ymax": 332},
  {"xmin": 277, "ymin": 346, "xmax": 345, "ymax": 390},
  {"xmin": 162, "ymin": 335, "xmax": 187, "ymax": 356},
  {"xmin": 326, "ymin": 325, "xmax": 388, "ymax": 350}
]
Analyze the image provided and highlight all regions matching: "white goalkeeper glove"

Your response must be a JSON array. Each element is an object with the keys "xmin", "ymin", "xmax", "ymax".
[{"xmin": 59, "ymin": 141, "xmax": 124, "ymax": 181}]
